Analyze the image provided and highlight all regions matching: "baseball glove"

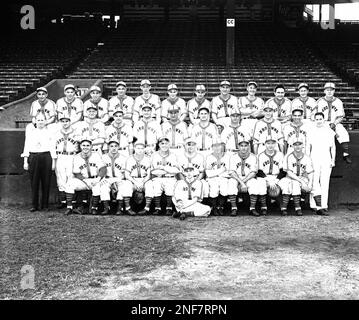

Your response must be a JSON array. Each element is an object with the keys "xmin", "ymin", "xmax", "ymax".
[
  {"xmin": 268, "ymin": 185, "xmax": 281, "ymax": 198},
  {"xmin": 133, "ymin": 190, "xmax": 145, "ymax": 205},
  {"xmin": 301, "ymin": 184, "xmax": 312, "ymax": 193}
]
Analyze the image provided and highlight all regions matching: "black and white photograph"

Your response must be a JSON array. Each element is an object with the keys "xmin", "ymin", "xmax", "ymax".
[{"xmin": 1, "ymin": 0, "xmax": 359, "ymax": 305}]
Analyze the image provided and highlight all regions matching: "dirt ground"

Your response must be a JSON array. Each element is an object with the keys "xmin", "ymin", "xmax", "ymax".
[{"xmin": 1, "ymin": 206, "xmax": 359, "ymax": 300}]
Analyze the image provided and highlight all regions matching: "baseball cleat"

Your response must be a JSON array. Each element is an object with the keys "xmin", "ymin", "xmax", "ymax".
[
  {"xmin": 250, "ymin": 209, "xmax": 260, "ymax": 217},
  {"xmin": 165, "ymin": 209, "xmax": 173, "ymax": 216},
  {"xmin": 152, "ymin": 209, "xmax": 161, "ymax": 215},
  {"xmin": 317, "ymin": 209, "xmax": 329, "ymax": 216},
  {"xmin": 64, "ymin": 208, "xmax": 72, "ymax": 215},
  {"xmin": 179, "ymin": 213, "xmax": 187, "ymax": 220},
  {"xmin": 217, "ymin": 207, "xmax": 225, "ymax": 216},
  {"xmin": 115, "ymin": 209, "xmax": 124, "ymax": 215},
  {"xmin": 127, "ymin": 209, "xmax": 137, "ymax": 216},
  {"xmin": 91, "ymin": 208, "xmax": 98, "ymax": 215},
  {"xmin": 281, "ymin": 209, "xmax": 288, "ymax": 216},
  {"xmin": 230, "ymin": 209, "xmax": 237, "ymax": 216},
  {"xmin": 172, "ymin": 211, "xmax": 181, "ymax": 218},
  {"xmin": 57, "ymin": 202, "xmax": 66, "ymax": 209},
  {"xmin": 296, "ymin": 209, "xmax": 303, "ymax": 216},
  {"xmin": 211, "ymin": 207, "xmax": 218, "ymax": 216},
  {"xmin": 260, "ymin": 209, "xmax": 267, "ymax": 216},
  {"xmin": 343, "ymin": 155, "xmax": 352, "ymax": 164},
  {"xmin": 101, "ymin": 207, "xmax": 109, "ymax": 215}
]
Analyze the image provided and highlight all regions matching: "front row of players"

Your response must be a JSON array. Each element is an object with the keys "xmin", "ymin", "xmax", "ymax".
[{"xmin": 60, "ymin": 120, "xmax": 329, "ymax": 220}]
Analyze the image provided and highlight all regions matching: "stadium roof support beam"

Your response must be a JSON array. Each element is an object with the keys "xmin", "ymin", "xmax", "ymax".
[{"xmin": 226, "ymin": 0, "xmax": 235, "ymax": 66}]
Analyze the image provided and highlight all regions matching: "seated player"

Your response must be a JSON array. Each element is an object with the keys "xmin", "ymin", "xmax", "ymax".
[
  {"xmin": 256, "ymin": 136, "xmax": 286, "ymax": 216},
  {"xmin": 187, "ymin": 84, "xmax": 211, "ymax": 127},
  {"xmin": 108, "ymin": 81, "xmax": 134, "ymax": 126},
  {"xmin": 278, "ymin": 138, "xmax": 314, "ymax": 216},
  {"xmin": 64, "ymin": 138, "xmax": 107, "ymax": 215},
  {"xmin": 83, "ymin": 86, "xmax": 109, "ymax": 124},
  {"xmin": 161, "ymin": 84, "xmax": 187, "ymax": 123},
  {"xmin": 30, "ymin": 87, "xmax": 56, "ymax": 127},
  {"xmin": 291, "ymin": 83, "xmax": 317, "ymax": 123},
  {"xmin": 172, "ymin": 165, "xmax": 211, "ymax": 221},
  {"xmin": 227, "ymin": 140, "xmax": 260, "ymax": 216},
  {"xmin": 56, "ymin": 84, "xmax": 83, "ymax": 126},
  {"xmin": 124, "ymin": 141, "xmax": 154, "ymax": 215},
  {"xmin": 264, "ymin": 85, "xmax": 292, "ymax": 125},
  {"xmin": 150, "ymin": 136, "xmax": 180, "ymax": 215},
  {"xmin": 205, "ymin": 139, "xmax": 231, "ymax": 216},
  {"xmin": 99, "ymin": 139, "xmax": 132, "ymax": 215}
]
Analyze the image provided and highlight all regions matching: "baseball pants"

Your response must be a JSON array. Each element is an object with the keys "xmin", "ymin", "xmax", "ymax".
[
  {"xmin": 55, "ymin": 154, "xmax": 74, "ymax": 192},
  {"xmin": 228, "ymin": 177, "xmax": 259, "ymax": 195},
  {"xmin": 278, "ymin": 177, "xmax": 309, "ymax": 196},
  {"xmin": 257, "ymin": 175, "xmax": 280, "ymax": 195},
  {"xmin": 330, "ymin": 123, "xmax": 350, "ymax": 144},
  {"xmin": 310, "ymin": 163, "xmax": 332, "ymax": 210},
  {"xmin": 152, "ymin": 177, "xmax": 177, "ymax": 197},
  {"xmin": 65, "ymin": 177, "xmax": 101, "ymax": 196},
  {"xmin": 99, "ymin": 178, "xmax": 133, "ymax": 201},
  {"xmin": 130, "ymin": 178, "xmax": 154, "ymax": 198},
  {"xmin": 206, "ymin": 177, "xmax": 229, "ymax": 197}
]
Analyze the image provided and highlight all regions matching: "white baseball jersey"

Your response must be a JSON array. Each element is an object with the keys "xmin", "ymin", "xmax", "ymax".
[
  {"xmin": 238, "ymin": 96, "xmax": 265, "ymax": 118},
  {"xmin": 125, "ymin": 155, "xmax": 151, "ymax": 178},
  {"xmin": 151, "ymin": 152, "xmax": 179, "ymax": 171},
  {"xmin": 105, "ymin": 123, "xmax": 133, "ymax": 150},
  {"xmin": 229, "ymin": 153, "xmax": 258, "ymax": 177},
  {"xmin": 316, "ymin": 97, "xmax": 345, "ymax": 124},
  {"xmin": 211, "ymin": 95, "xmax": 239, "ymax": 119},
  {"xmin": 284, "ymin": 152, "xmax": 314, "ymax": 178},
  {"xmin": 282, "ymin": 122, "xmax": 310, "ymax": 152},
  {"xmin": 161, "ymin": 97, "xmax": 187, "ymax": 120},
  {"xmin": 177, "ymin": 152, "xmax": 205, "ymax": 174},
  {"xmin": 83, "ymin": 98, "xmax": 109, "ymax": 122},
  {"xmin": 205, "ymin": 153, "xmax": 231, "ymax": 172},
  {"xmin": 133, "ymin": 94, "xmax": 161, "ymax": 120},
  {"xmin": 74, "ymin": 119, "xmax": 106, "ymax": 143},
  {"xmin": 161, "ymin": 121, "xmax": 188, "ymax": 148},
  {"xmin": 108, "ymin": 95, "xmax": 134, "ymax": 120},
  {"xmin": 221, "ymin": 125, "xmax": 252, "ymax": 152},
  {"xmin": 102, "ymin": 153, "xmax": 127, "ymax": 178},
  {"xmin": 56, "ymin": 97, "xmax": 84, "ymax": 124},
  {"xmin": 187, "ymin": 97, "xmax": 211, "ymax": 121},
  {"xmin": 291, "ymin": 96, "xmax": 317, "ymax": 120},
  {"xmin": 30, "ymin": 99, "xmax": 56, "ymax": 120},
  {"xmin": 173, "ymin": 179, "xmax": 203, "ymax": 201},
  {"xmin": 264, "ymin": 97, "xmax": 292, "ymax": 121},
  {"xmin": 253, "ymin": 119, "xmax": 283, "ymax": 145},
  {"xmin": 53, "ymin": 127, "xmax": 79, "ymax": 155},
  {"xmin": 257, "ymin": 151, "xmax": 284, "ymax": 176},
  {"xmin": 73, "ymin": 152, "xmax": 106, "ymax": 178},
  {"xmin": 133, "ymin": 119, "xmax": 162, "ymax": 147},
  {"xmin": 189, "ymin": 122, "xmax": 219, "ymax": 151}
]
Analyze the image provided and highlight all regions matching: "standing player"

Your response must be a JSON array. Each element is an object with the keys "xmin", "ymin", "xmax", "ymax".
[
  {"xmin": 291, "ymin": 83, "xmax": 317, "ymax": 123},
  {"xmin": 161, "ymin": 84, "xmax": 187, "ymax": 123},
  {"xmin": 99, "ymin": 140, "xmax": 132, "ymax": 215},
  {"xmin": 105, "ymin": 109, "xmax": 133, "ymax": 157},
  {"xmin": 125, "ymin": 141, "xmax": 154, "ymax": 215},
  {"xmin": 172, "ymin": 165, "xmax": 211, "ymax": 220},
  {"xmin": 227, "ymin": 140, "xmax": 260, "ymax": 216},
  {"xmin": 264, "ymin": 85, "xmax": 292, "ymax": 125},
  {"xmin": 108, "ymin": 81, "xmax": 134, "ymax": 126},
  {"xmin": 211, "ymin": 80, "xmax": 239, "ymax": 128},
  {"xmin": 133, "ymin": 79, "xmax": 161, "ymax": 123},
  {"xmin": 253, "ymin": 104, "xmax": 284, "ymax": 154},
  {"xmin": 56, "ymin": 84, "xmax": 83, "ymax": 126},
  {"xmin": 30, "ymin": 87, "xmax": 56, "ymax": 126},
  {"xmin": 150, "ymin": 136, "xmax": 180, "ymax": 215},
  {"xmin": 279, "ymin": 138, "xmax": 314, "ymax": 216},
  {"xmin": 83, "ymin": 86, "xmax": 109, "ymax": 124},
  {"xmin": 161, "ymin": 107, "xmax": 188, "ymax": 158},
  {"xmin": 189, "ymin": 106, "xmax": 219, "ymax": 158},
  {"xmin": 187, "ymin": 84, "xmax": 211, "ymax": 127},
  {"xmin": 308, "ymin": 112, "xmax": 336, "ymax": 216},
  {"xmin": 133, "ymin": 104, "xmax": 162, "ymax": 156},
  {"xmin": 238, "ymin": 81, "xmax": 265, "ymax": 136},
  {"xmin": 316, "ymin": 82, "xmax": 352, "ymax": 164}
]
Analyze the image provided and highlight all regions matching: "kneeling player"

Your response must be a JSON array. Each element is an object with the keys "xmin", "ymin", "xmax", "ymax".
[
  {"xmin": 172, "ymin": 166, "xmax": 211, "ymax": 220},
  {"xmin": 278, "ymin": 138, "xmax": 314, "ymax": 216}
]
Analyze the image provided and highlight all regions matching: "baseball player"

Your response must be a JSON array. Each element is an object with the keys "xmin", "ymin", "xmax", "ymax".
[
  {"xmin": 264, "ymin": 85, "xmax": 292, "ymax": 125},
  {"xmin": 187, "ymin": 84, "xmax": 211, "ymax": 127},
  {"xmin": 150, "ymin": 136, "xmax": 180, "ymax": 215},
  {"xmin": 161, "ymin": 84, "xmax": 187, "ymax": 123},
  {"xmin": 307, "ymin": 112, "xmax": 336, "ymax": 216},
  {"xmin": 124, "ymin": 141, "xmax": 154, "ymax": 215},
  {"xmin": 30, "ymin": 87, "xmax": 56, "ymax": 126},
  {"xmin": 238, "ymin": 81, "xmax": 265, "ymax": 136},
  {"xmin": 133, "ymin": 103, "xmax": 162, "ymax": 156},
  {"xmin": 220, "ymin": 111, "xmax": 252, "ymax": 156},
  {"xmin": 53, "ymin": 112, "xmax": 80, "ymax": 209},
  {"xmin": 161, "ymin": 107, "xmax": 188, "ymax": 157},
  {"xmin": 133, "ymin": 79, "xmax": 161, "ymax": 123},
  {"xmin": 282, "ymin": 108, "xmax": 311, "ymax": 155},
  {"xmin": 99, "ymin": 140, "xmax": 132, "ymax": 215},
  {"xmin": 56, "ymin": 84, "xmax": 83, "ymax": 126},
  {"xmin": 256, "ymin": 136, "xmax": 286, "ymax": 215},
  {"xmin": 74, "ymin": 105, "xmax": 106, "ymax": 154},
  {"xmin": 291, "ymin": 83, "xmax": 317, "ymax": 123},
  {"xmin": 105, "ymin": 109, "xmax": 133, "ymax": 157},
  {"xmin": 316, "ymin": 82, "xmax": 351, "ymax": 164},
  {"xmin": 227, "ymin": 140, "xmax": 260, "ymax": 216},
  {"xmin": 211, "ymin": 80, "xmax": 239, "ymax": 128},
  {"xmin": 64, "ymin": 138, "xmax": 107, "ymax": 215},
  {"xmin": 205, "ymin": 139, "xmax": 231, "ymax": 216},
  {"xmin": 253, "ymin": 104, "xmax": 284, "ymax": 155},
  {"xmin": 172, "ymin": 165, "xmax": 211, "ymax": 220},
  {"xmin": 279, "ymin": 138, "xmax": 314, "ymax": 216},
  {"xmin": 83, "ymin": 86, "xmax": 109, "ymax": 124},
  {"xmin": 189, "ymin": 106, "xmax": 219, "ymax": 158},
  {"xmin": 108, "ymin": 81, "xmax": 134, "ymax": 127}
]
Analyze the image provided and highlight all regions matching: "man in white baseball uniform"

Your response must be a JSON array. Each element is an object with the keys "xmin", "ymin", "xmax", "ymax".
[
  {"xmin": 264, "ymin": 85, "xmax": 292, "ymax": 125},
  {"xmin": 316, "ymin": 82, "xmax": 351, "ymax": 164},
  {"xmin": 211, "ymin": 80, "xmax": 239, "ymax": 128},
  {"xmin": 108, "ymin": 81, "xmax": 134, "ymax": 127},
  {"xmin": 100, "ymin": 139, "xmax": 132, "ymax": 215},
  {"xmin": 291, "ymin": 83, "xmax": 317, "ymax": 123},
  {"xmin": 83, "ymin": 85, "xmax": 109, "ymax": 124},
  {"xmin": 105, "ymin": 109, "xmax": 133, "ymax": 157},
  {"xmin": 133, "ymin": 79, "xmax": 161, "ymax": 123},
  {"xmin": 227, "ymin": 140, "xmax": 260, "ymax": 216},
  {"xmin": 187, "ymin": 84, "xmax": 211, "ymax": 127},
  {"xmin": 64, "ymin": 138, "xmax": 107, "ymax": 215},
  {"xmin": 307, "ymin": 112, "xmax": 336, "ymax": 216},
  {"xmin": 161, "ymin": 84, "xmax": 187, "ymax": 123},
  {"xmin": 279, "ymin": 138, "xmax": 314, "ymax": 216},
  {"xmin": 150, "ymin": 136, "xmax": 180, "ymax": 215},
  {"xmin": 56, "ymin": 84, "xmax": 83, "ymax": 126},
  {"xmin": 30, "ymin": 87, "xmax": 56, "ymax": 126},
  {"xmin": 172, "ymin": 165, "xmax": 211, "ymax": 220}
]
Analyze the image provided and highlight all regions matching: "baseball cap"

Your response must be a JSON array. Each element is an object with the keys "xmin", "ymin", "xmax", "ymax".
[
  {"xmin": 230, "ymin": 111, "xmax": 241, "ymax": 116},
  {"xmin": 140, "ymin": 79, "xmax": 151, "ymax": 86},
  {"xmin": 113, "ymin": 109, "xmax": 124, "ymax": 116},
  {"xmin": 247, "ymin": 81, "xmax": 258, "ymax": 88},
  {"xmin": 263, "ymin": 104, "xmax": 274, "ymax": 111},
  {"xmin": 168, "ymin": 107, "xmax": 180, "ymax": 113},
  {"xmin": 108, "ymin": 139, "xmax": 119, "ymax": 146},
  {"xmin": 293, "ymin": 138, "xmax": 304, "ymax": 145},
  {"xmin": 298, "ymin": 83, "xmax": 309, "ymax": 90},
  {"xmin": 184, "ymin": 136, "xmax": 196, "ymax": 145},
  {"xmin": 58, "ymin": 112, "xmax": 71, "ymax": 121},
  {"xmin": 238, "ymin": 140, "xmax": 250, "ymax": 145},
  {"xmin": 64, "ymin": 84, "xmax": 76, "ymax": 92},
  {"xmin": 324, "ymin": 82, "xmax": 335, "ymax": 90},
  {"xmin": 89, "ymin": 85, "xmax": 101, "ymax": 93},
  {"xmin": 198, "ymin": 106, "xmax": 210, "ymax": 113},
  {"xmin": 158, "ymin": 136, "xmax": 170, "ymax": 143},
  {"xmin": 291, "ymin": 107, "xmax": 304, "ymax": 114},
  {"xmin": 141, "ymin": 103, "xmax": 152, "ymax": 110},
  {"xmin": 86, "ymin": 104, "xmax": 97, "ymax": 111},
  {"xmin": 183, "ymin": 165, "xmax": 195, "ymax": 172},
  {"xmin": 36, "ymin": 87, "xmax": 48, "ymax": 94},
  {"xmin": 265, "ymin": 136, "xmax": 276, "ymax": 143},
  {"xmin": 116, "ymin": 81, "xmax": 127, "ymax": 88},
  {"xmin": 167, "ymin": 84, "xmax": 178, "ymax": 91},
  {"xmin": 220, "ymin": 80, "xmax": 231, "ymax": 87},
  {"xmin": 80, "ymin": 137, "xmax": 92, "ymax": 145},
  {"xmin": 134, "ymin": 140, "xmax": 146, "ymax": 147},
  {"xmin": 195, "ymin": 84, "xmax": 206, "ymax": 92}
]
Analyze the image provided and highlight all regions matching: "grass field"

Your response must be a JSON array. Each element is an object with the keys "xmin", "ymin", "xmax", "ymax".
[{"xmin": 1, "ymin": 206, "xmax": 359, "ymax": 300}]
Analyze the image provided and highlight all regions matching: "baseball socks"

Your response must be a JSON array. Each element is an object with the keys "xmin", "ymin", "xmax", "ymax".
[
  {"xmin": 280, "ymin": 194, "xmax": 290, "ymax": 216},
  {"xmin": 293, "ymin": 195, "xmax": 303, "ymax": 216},
  {"xmin": 228, "ymin": 195, "xmax": 237, "ymax": 216},
  {"xmin": 341, "ymin": 142, "xmax": 352, "ymax": 164},
  {"xmin": 115, "ymin": 200, "xmax": 124, "ymax": 215},
  {"xmin": 91, "ymin": 196, "xmax": 100, "ymax": 215},
  {"xmin": 153, "ymin": 196, "xmax": 161, "ymax": 215},
  {"xmin": 249, "ymin": 194, "xmax": 260, "ymax": 216},
  {"xmin": 209, "ymin": 197, "xmax": 218, "ymax": 215},
  {"xmin": 64, "ymin": 193, "xmax": 74, "ymax": 215},
  {"xmin": 57, "ymin": 191, "xmax": 66, "ymax": 209},
  {"xmin": 138, "ymin": 197, "xmax": 152, "ymax": 215},
  {"xmin": 259, "ymin": 195, "xmax": 267, "ymax": 215},
  {"xmin": 123, "ymin": 197, "xmax": 135, "ymax": 215},
  {"xmin": 101, "ymin": 200, "xmax": 110, "ymax": 215},
  {"xmin": 165, "ymin": 196, "xmax": 173, "ymax": 215}
]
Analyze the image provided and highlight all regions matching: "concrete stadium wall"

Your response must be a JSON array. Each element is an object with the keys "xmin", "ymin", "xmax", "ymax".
[{"xmin": 0, "ymin": 130, "xmax": 358, "ymax": 208}]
